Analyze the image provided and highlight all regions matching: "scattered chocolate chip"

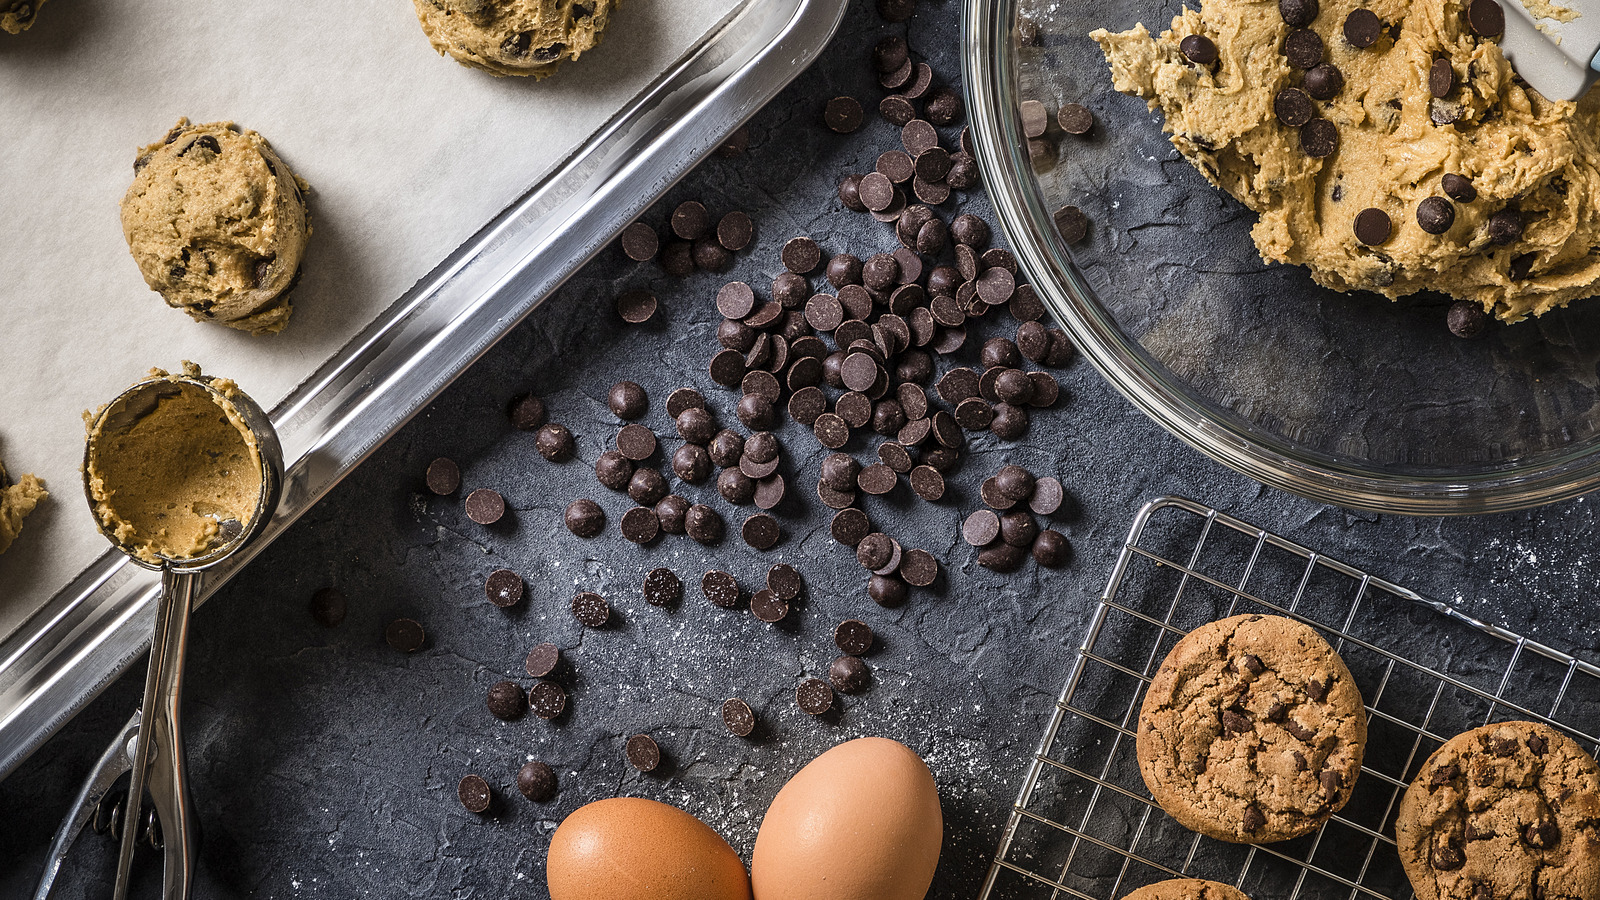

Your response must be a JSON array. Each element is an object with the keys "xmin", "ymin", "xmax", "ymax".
[
  {"xmin": 596, "ymin": 451, "xmax": 634, "ymax": 490},
  {"xmin": 1275, "ymin": 88, "xmax": 1316, "ymax": 127},
  {"xmin": 1417, "ymin": 197, "xmax": 1456, "ymax": 235},
  {"xmin": 1304, "ymin": 63, "xmax": 1344, "ymax": 100},
  {"xmin": 694, "ymin": 239, "xmax": 733, "ymax": 272},
  {"xmin": 1030, "ymin": 477, "xmax": 1066, "ymax": 515},
  {"xmin": 702, "ymin": 570, "xmax": 741, "ymax": 609},
  {"xmin": 670, "ymin": 201, "xmax": 710, "ymax": 241},
  {"xmin": 426, "ymin": 457, "xmax": 461, "ymax": 495},
  {"xmin": 979, "ymin": 542, "xmax": 1027, "ymax": 572},
  {"xmin": 1057, "ymin": 103, "xmax": 1094, "ymax": 135},
  {"xmin": 517, "ymin": 761, "xmax": 556, "ymax": 802},
  {"xmin": 1300, "ymin": 118, "xmax": 1340, "ymax": 158},
  {"xmin": 718, "ymin": 211, "xmax": 753, "ymax": 252},
  {"xmin": 1001, "ymin": 511, "xmax": 1040, "ymax": 547},
  {"xmin": 1448, "ymin": 301, "xmax": 1489, "ymax": 339},
  {"xmin": 830, "ymin": 655, "xmax": 871, "ymax": 694},
  {"xmin": 608, "ymin": 381, "xmax": 647, "ymax": 419},
  {"xmin": 526, "ymin": 643, "xmax": 560, "ymax": 678},
  {"xmin": 1054, "ymin": 205, "xmax": 1090, "ymax": 245},
  {"xmin": 750, "ymin": 588, "xmax": 789, "ymax": 623},
  {"xmin": 458, "ymin": 775, "xmax": 492, "ymax": 813},
  {"xmin": 656, "ymin": 495, "xmax": 689, "ymax": 534},
  {"xmin": 797, "ymin": 678, "xmax": 834, "ymax": 714},
  {"xmin": 723, "ymin": 698, "xmax": 756, "ymax": 737},
  {"xmin": 1285, "ymin": 29, "xmax": 1324, "ymax": 69},
  {"xmin": 825, "ymin": 96, "xmax": 865, "ymax": 133},
  {"xmin": 991, "ymin": 403, "xmax": 1030, "ymax": 440},
  {"xmin": 617, "ymin": 424, "xmax": 657, "ymax": 461},
  {"xmin": 717, "ymin": 281, "xmax": 757, "ymax": 320},
  {"xmin": 1354, "ymin": 208, "xmax": 1392, "ymax": 246},
  {"xmin": 900, "ymin": 548, "xmax": 939, "ymax": 586},
  {"xmin": 1442, "ymin": 173, "xmax": 1478, "ymax": 203},
  {"xmin": 955, "ymin": 398, "xmax": 995, "ymax": 430},
  {"xmin": 1344, "ymin": 8, "xmax": 1382, "ymax": 47},
  {"xmin": 1489, "ymin": 209, "xmax": 1523, "ymax": 245},
  {"xmin": 385, "ymin": 618, "xmax": 425, "ymax": 652},
  {"xmin": 620, "ymin": 506, "xmax": 660, "ymax": 544},
  {"xmin": 925, "ymin": 87, "xmax": 964, "ymax": 126},
  {"xmin": 628, "ymin": 467, "xmax": 668, "ymax": 506},
  {"xmin": 1020, "ymin": 100, "xmax": 1049, "ymax": 139},
  {"xmin": 736, "ymin": 394, "xmax": 776, "ymax": 430},
  {"xmin": 880, "ymin": 95, "xmax": 916, "ymax": 127},
  {"xmin": 485, "ymin": 569, "xmax": 524, "ymax": 608},
  {"xmin": 1033, "ymin": 530, "xmax": 1071, "ymax": 567},
  {"xmin": 947, "ymin": 153, "xmax": 980, "ymax": 190},
  {"xmin": 832, "ymin": 508, "xmax": 871, "ymax": 546},
  {"xmin": 465, "ymin": 489, "xmax": 505, "ymax": 525},
  {"xmin": 869, "ymin": 572, "xmax": 909, "ymax": 607},
  {"xmin": 529, "ymin": 680, "xmax": 567, "ymax": 719},
  {"xmin": 858, "ymin": 463, "xmax": 898, "ymax": 495},
  {"xmin": 488, "ymin": 680, "xmax": 527, "ymax": 720},
  {"xmin": 742, "ymin": 514, "xmax": 781, "ymax": 550},
  {"xmin": 782, "ymin": 237, "xmax": 822, "ymax": 274},
  {"xmin": 708, "ymin": 430, "xmax": 745, "ymax": 468},
  {"xmin": 964, "ymin": 509, "xmax": 1002, "ymax": 546},
  {"xmin": 565, "ymin": 499, "xmax": 605, "ymax": 538},
  {"xmin": 620, "ymin": 221, "xmax": 659, "ymax": 262},
  {"xmin": 1181, "ymin": 33, "xmax": 1219, "ymax": 65},
  {"xmin": 1468, "ymin": 0, "xmax": 1504, "ymax": 37},
  {"xmin": 572, "ymin": 591, "xmax": 610, "ymax": 628},
  {"xmin": 642, "ymin": 567, "xmax": 682, "ymax": 608},
  {"xmin": 910, "ymin": 465, "xmax": 945, "ymax": 501},
  {"xmin": 615, "ymin": 289, "xmax": 658, "ymax": 325},
  {"xmin": 857, "ymin": 532, "xmax": 895, "ymax": 571},
  {"xmin": 626, "ymin": 734, "xmax": 661, "ymax": 772}
]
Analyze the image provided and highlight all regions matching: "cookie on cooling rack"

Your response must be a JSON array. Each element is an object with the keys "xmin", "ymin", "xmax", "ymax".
[
  {"xmin": 1122, "ymin": 879, "xmax": 1252, "ymax": 900},
  {"xmin": 1136, "ymin": 613, "xmax": 1367, "ymax": 843},
  {"xmin": 1396, "ymin": 721, "xmax": 1600, "ymax": 900}
]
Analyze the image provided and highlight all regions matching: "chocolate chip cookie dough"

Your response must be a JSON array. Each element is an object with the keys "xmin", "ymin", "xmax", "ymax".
[
  {"xmin": 1, "ymin": 0, "xmax": 45, "ymax": 33},
  {"xmin": 85, "ymin": 364, "xmax": 264, "ymax": 565},
  {"xmin": 1093, "ymin": 0, "xmax": 1600, "ymax": 322},
  {"xmin": 0, "ymin": 461, "xmax": 46, "ymax": 555},
  {"xmin": 1137, "ymin": 614, "xmax": 1367, "ymax": 843},
  {"xmin": 1124, "ymin": 880, "xmax": 1253, "ymax": 900},
  {"xmin": 1397, "ymin": 721, "xmax": 1600, "ymax": 900},
  {"xmin": 121, "ymin": 120, "xmax": 311, "ymax": 336},
  {"xmin": 412, "ymin": 0, "xmax": 618, "ymax": 78}
]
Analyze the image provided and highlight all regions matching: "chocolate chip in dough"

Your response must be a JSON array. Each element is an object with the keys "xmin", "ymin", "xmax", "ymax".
[
  {"xmin": 830, "ymin": 656, "xmax": 871, "ymax": 694},
  {"xmin": 1304, "ymin": 63, "xmax": 1344, "ymax": 100},
  {"xmin": 458, "ymin": 775, "xmax": 492, "ymax": 814},
  {"xmin": 1430, "ymin": 58, "xmax": 1457, "ymax": 98},
  {"xmin": 1354, "ymin": 208, "xmax": 1392, "ymax": 246},
  {"xmin": 525, "ymin": 643, "xmax": 560, "ymax": 678},
  {"xmin": 1468, "ymin": 0, "xmax": 1505, "ymax": 37},
  {"xmin": 1275, "ymin": 88, "xmax": 1316, "ymax": 128},
  {"xmin": 1442, "ymin": 173, "xmax": 1478, "ymax": 203},
  {"xmin": 1447, "ymin": 300, "xmax": 1489, "ymax": 339},
  {"xmin": 565, "ymin": 499, "xmax": 605, "ymax": 538},
  {"xmin": 426, "ymin": 457, "xmax": 460, "ymax": 495},
  {"xmin": 835, "ymin": 619, "xmax": 875, "ymax": 655},
  {"xmin": 485, "ymin": 569, "xmax": 524, "ymax": 608},
  {"xmin": 1300, "ymin": 119, "xmax": 1340, "ymax": 158},
  {"xmin": 723, "ymin": 698, "xmax": 756, "ymax": 737},
  {"xmin": 1284, "ymin": 29, "xmax": 1324, "ymax": 69},
  {"xmin": 572, "ymin": 591, "xmax": 610, "ymax": 628},
  {"xmin": 1279, "ymin": 0, "xmax": 1318, "ymax": 28},
  {"xmin": 1344, "ymin": 8, "xmax": 1382, "ymax": 47},
  {"xmin": 517, "ymin": 761, "xmax": 556, "ymax": 802},
  {"xmin": 626, "ymin": 734, "xmax": 661, "ymax": 772},
  {"xmin": 1180, "ymin": 34, "xmax": 1219, "ymax": 65},
  {"xmin": 1489, "ymin": 209, "xmax": 1523, "ymax": 245},
  {"xmin": 797, "ymin": 678, "xmax": 834, "ymax": 715},
  {"xmin": 825, "ymin": 96, "xmax": 865, "ymax": 134},
  {"xmin": 1417, "ymin": 197, "xmax": 1456, "ymax": 235},
  {"xmin": 487, "ymin": 681, "xmax": 527, "ymax": 720}
]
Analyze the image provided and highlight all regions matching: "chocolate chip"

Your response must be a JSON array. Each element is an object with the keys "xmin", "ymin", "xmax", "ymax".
[
  {"xmin": 925, "ymin": 87, "xmax": 964, "ymax": 126},
  {"xmin": 947, "ymin": 153, "xmax": 980, "ymax": 190},
  {"xmin": 1304, "ymin": 63, "xmax": 1344, "ymax": 100},
  {"xmin": 880, "ymin": 95, "xmax": 916, "ymax": 126},
  {"xmin": 865, "ymin": 572, "xmax": 907, "ymax": 608},
  {"xmin": 1306, "ymin": 676, "xmax": 1330, "ymax": 701},
  {"xmin": 608, "ymin": 381, "xmax": 647, "ymax": 420},
  {"xmin": 572, "ymin": 591, "xmax": 610, "ymax": 628},
  {"xmin": 620, "ymin": 506, "xmax": 660, "ymax": 544},
  {"xmin": 488, "ymin": 680, "xmax": 527, "ymax": 720},
  {"xmin": 835, "ymin": 392, "xmax": 873, "ymax": 429},
  {"xmin": 485, "ymin": 569, "xmax": 524, "ymax": 608},
  {"xmin": 964, "ymin": 509, "xmax": 1001, "ymax": 546},
  {"xmin": 858, "ymin": 463, "xmax": 898, "ymax": 496},
  {"xmin": 979, "ymin": 542, "xmax": 1027, "ymax": 572},
  {"xmin": 517, "ymin": 761, "xmax": 556, "ymax": 802},
  {"xmin": 1528, "ymin": 733, "xmax": 1549, "ymax": 756},
  {"xmin": 1469, "ymin": 0, "xmax": 1504, "ymax": 37},
  {"xmin": 303, "ymin": 586, "xmax": 347, "ymax": 629},
  {"xmin": 858, "ymin": 172, "xmax": 897, "ymax": 213},
  {"xmin": 565, "ymin": 499, "xmax": 605, "ymax": 538},
  {"xmin": 991, "ymin": 403, "xmax": 1030, "ymax": 440},
  {"xmin": 1301, "ymin": 118, "xmax": 1340, "ymax": 158},
  {"xmin": 1442, "ymin": 174, "xmax": 1478, "ymax": 203},
  {"xmin": 857, "ymin": 532, "xmax": 895, "ymax": 571},
  {"xmin": 458, "ymin": 775, "xmax": 492, "ymax": 813},
  {"xmin": 1354, "ymin": 208, "xmax": 1392, "ymax": 246},
  {"xmin": 1285, "ymin": 29, "xmax": 1324, "ymax": 69},
  {"xmin": 651, "ymin": 496, "xmax": 687, "ymax": 536},
  {"xmin": 1284, "ymin": 719, "xmax": 1316, "ymax": 741},
  {"xmin": 717, "ymin": 210, "xmax": 753, "ymax": 252},
  {"xmin": 905, "ymin": 62, "xmax": 934, "ymax": 100},
  {"xmin": 628, "ymin": 467, "xmax": 668, "ymax": 506},
  {"xmin": 614, "ymin": 288, "xmax": 659, "ymax": 325},
  {"xmin": 595, "ymin": 451, "xmax": 633, "ymax": 490},
  {"xmin": 617, "ymin": 424, "xmax": 657, "ymax": 461},
  {"xmin": 620, "ymin": 221, "xmax": 659, "ymax": 262},
  {"xmin": 825, "ymin": 96, "xmax": 864, "ymax": 133},
  {"xmin": 1001, "ymin": 511, "xmax": 1040, "ymax": 547},
  {"xmin": 1417, "ymin": 197, "xmax": 1456, "ymax": 235},
  {"xmin": 703, "ymin": 431, "xmax": 741, "ymax": 469},
  {"xmin": 626, "ymin": 734, "xmax": 661, "ymax": 772},
  {"xmin": 830, "ymin": 655, "xmax": 871, "ymax": 694},
  {"xmin": 781, "ymin": 237, "xmax": 822, "ymax": 274},
  {"xmin": 1525, "ymin": 817, "xmax": 1561, "ymax": 848},
  {"xmin": 1176, "ymin": 34, "xmax": 1218, "ymax": 67},
  {"xmin": 955, "ymin": 398, "xmax": 994, "ymax": 431},
  {"xmin": 1222, "ymin": 708, "xmax": 1254, "ymax": 735},
  {"xmin": 1280, "ymin": 0, "xmax": 1318, "ymax": 27},
  {"xmin": 385, "ymin": 618, "xmax": 425, "ymax": 652},
  {"xmin": 1430, "ymin": 764, "xmax": 1461, "ymax": 787},
  {"xmin": 877, "ymin": 442, "xmax": 913, "ymax": 475},
  {"xmin": 835, "ymin": 619, "xmax": 874, "ymax": 656},
  {"xmin": 1033, "ymin": 530, "xmax": 1071, "ymax": 567},
  {"xmin": 909, "ymin": 465, "xmax": 945, "ymax": 502},
  {"xmin": 1430, "ymin": 836, "xmax": 1466, "ymax": 870},
  {"xmin": 529, "ymin": 680, "xmax": 567, "ymax": 719},
  {"xmin": 1343, "ymin": 8, "xmax": 1382, "ymax": 47},
  {"xmin": 1275, "ymin": 88, "xmax": 1316, "ymax": 127},
  {"xmin": 1430, "ymin": 58, "xmax": 1457, "ymax": 98},
  {"xmin": 722, "ymin": 698, "xmax": 756, "ymax": 737},
  {"xmin": 797, "ymin": 678, "xmax": 834, "ymax": 714},
  {"xmin": 951, "ymin": 214, "xmax": 991, "ymax": 250},
  {"xmin": 899, "ymin": 548, "xmax": 939, "ymax": 587},
  {"xmin": 716, "ymin": 281, "xmax": 757, "ymax": 320},
  {"xmin": 1057, "ymin": 103, "xmax": 1094, "ymax": 136},
  {"xmin": 873, "ymin": 35, "xmax": 909, "ymax": 72},
  {"xmin": 736, "ymin": 394, "xmax": 776, "ymax": 431},
  {"xmin": 831, "ymin": 508, "xmax": 871, "ymax": 547},
  {"xmin": 750, "ymin": 588, "xmax": 789, "ymax": 623},
  {"xmin": 668, "ymin": 201, "xmax": 708, "ymax": 241},
  {"xmin": 1489, "ymin": 209, "xmax": 1523, "ymax": 245},
  {"xmin": 525, "ymin": 643, "xmax": 560, "ymax": 679},
  {"xmin": 702, "ymin": 570, "xmax": 741, "ymax": 608},
  {"xmin": 742, "ymin": 514, "xmax": 781, "ymax": 550},
  {"xmin": 1054, "ymin": 205, "xmax": 1090, "ymax": 245},
  {"xmin": 426, "ymin": 457, "xmax": 461, "ymax": 495},
  {"xmin": 1242, "ymin": 802, "xmax": 1267, "ymax": 832},
  {"xmin": 465, "ymin": 489, "xmax": 505, "ymax": 525},
  {"xmin": 636, "ymin": 568, "xmax": 681, "ymax": 610}
]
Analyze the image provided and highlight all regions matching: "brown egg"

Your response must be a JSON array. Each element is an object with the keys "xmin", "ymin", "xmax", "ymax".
[
  {"xmin": 751, "ymin": 737, "xmax": 942, "ymax": 900},
  {"xmin": 547, "ymin": 797, "xmax": 751, "ymax": 900}
]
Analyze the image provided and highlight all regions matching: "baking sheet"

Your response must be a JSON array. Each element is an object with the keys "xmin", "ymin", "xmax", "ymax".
[{"xmin": 0, "ymin": 0, "xmax": 741, "ymax": 639}]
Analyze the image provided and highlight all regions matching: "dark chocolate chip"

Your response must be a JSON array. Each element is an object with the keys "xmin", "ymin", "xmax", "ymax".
[
  {"xmin": 517, "ymin": 761, "xmax": 556, "ymax": 802},
  {"xmin": 1000, "ymin": 511, "xmax": 1039, "ymax": 547},
  {"xmin": 620, "ymin": 506, "xmax": 660, "ymax": 544},
  {"xmin": 1489, "ymin": 209, "xmax": 1523, "ymax": 245},
  {"xmin": 1344, "ymin": 8, "xmax": 1382, "ymax": 47},
  {"xmin": 1430, "ymin": 836, "xmax": 1466, "ymax": 870},
  {"xmin": 858, "ymin": 463, "xmax": 898, "ymax": 495},
  {"xmin": 1468, "ymin": 0, "xmax": 1504, "ymax": 37},
  {"xmin": 797, "ymin": 678, "xmax": 834, "ymax": 714},
  {"xmin": 830, "ymin": 655, "xmax": 871, "ymax": 694},
  {"xmin": 1304, "ymin": 63, "xmax": 1344, "ymax": 100},
  {"xmin": 1524, "ymin": 817, "xmax": 1560, "ymax": 848},
  {"xmin": 1275, "ymin": 88, "xmax": 1316, "ymax": 127},
  {"xmin": 900, "ymin": 548, "xmax": 939, "ymax": 586},
  {"xmin": 1285, "ymin": 29, "xmax": 1324, "ymax": 69},
  {"xmin": 1354, "ymin": 208, "xmax": 1392, "ymax": 246},
  {"xmin": 529, "ymin": 680, "xmax": 567, "ymax": 719},
  {"xmin": 742, "ymin": 514, "xmax": 781, "ymax": 550},
  {"xmin": 1030, "ymin": 476, "xmax": 1065, "ymax": 515},
  {"xmin": 458, "ymin": 775, "xmax": 492, "ymax": 813},
  {"xmin": 1300, "ymin": 118, "xmax": 1340, "ymax": 158},
  {"xmin": 825, "ymin": 96, "xmax": 864, "ymax": 134},
  {"xmin": 1054, "ymin": 205, "xmax": 1090, "ymax": 245},
  {"xmin": 1280, "ymin": 0, "xmax": 1318, "ymax": 28},
  {"xmin": 487, "ymin": 680, "xmax": 527, "ymax": 720},
  {"xmin": 1057, "ymin": 103, "xmax": 1094, "ymax": 135},
  {"xmin": 947, "ymin": 153, "xmax": 980, "ymax": 190},
  {"xmin": 620, "ymin": 221, "xmax": 659, "ymax": 262},
  {"xmin": 616, "ymin": 289, "xmax": 657, "ymax": 325},
  {"xmin": 608, "ymin": 381, "xmax": 647, "ymax": 419},
  {"xmin": 831, "ymin": 508, "xmax": 871, "ymax": 546},
  {"xmin": 1417, "ymin": 196, "xmax": 1456, "ymax": 235},
  {"xmin": 723, "ymin": 698, "xmax": 756, "ymax": 737},
  {"xmin": 1033, "ymin": 530, "xmax": 1071, "ymax": 567},
  {"xmin": 750, "ymin": 588, "xmax": 789, "ymax": 623},
  {"xmin": 626, "ymin": 734, "xmax": 661, "ymax": 772},
  {"xmin": 995, "ymin": 465, "xmax": 1036, "ymax": 502},
  {"xmin": 835, "ymin": 619, "xmax": 874, "ymax": 656},
  {"xmin": 670, "ymin": 201, "xmax": 710, "ymax": 241},
  {"xmin": 781, "ymin": 237, "xmax": 822, "ymax": 274},
  {"xmin": 525, "ymin": 642, "xmax": 561, "ymax": 678},
  {"xmin": 486, "ymin": 569, "xmax": 524, "ymax": 608},
  {"xmin": 1431, "ymin": 58, "xmax": 1457, "ymax": 98},
  {"xmin": 565, "ymin": 499, "xmax": 605, "ymax": 538},
  {"xmin": 979, "ymin": 542, "xmax": 1027, "ymax": 572},
  {"xmin": 426, "ymin": 457, "xmax": 461, "ymax": 495},
  {"xmin": 873, "ymin": 35, "xmax": 909, "ymax": 72},
  {"xmin": 596, "ymin": 451, "xmax": 634, "ymax": 490},
  {"xmin": 308, "ymin": 587, "xmax": 347, "ymax": 628},
  {"xmin": 465, "ymin": 489, "xmax": 505, "ymax": 525},
  {"xmin": 617, "ymin": 424, "xmax": 657, "ymax": 461},
  {"xmin": 572, "ymin": 591, "xmax": 610, "ymax": 627},
  {"xmin": 925, "ymin": 87, "xmax": 964, "ymax": 126},
  {"xmin": 702, "ymin": 570, "xmax": 741, "ymax": 608},
  {"xmin": 909, "ymin": 465, "xmax": 945, "ymax": 502},
  {"xmin": 955, "ymin": 398, "xmax": 995, "ymax": 430},
  {"xmin": 385, "ymin": 618, "xmax": 425, "ymax": 652},
  {"xmin": 1448, "ymin": 300, "xmax": 1489, "ymax": 339},
  {"xmin": 642, "ymin": 567, "xmax": 683, "ymax": 608},
  {"xmin": 1442, "ymin": 174, "xmax": 1478, "ymax": 203},
  {"xmin": 990, "ymin": 403, "xmax": 1030, "ymax": 440},
  {"xmin": 1181, "ymin": 34, "xmax": 1219, "ymax": 65},
  {"xmin": 717, "ymin": 281, "xmax": 758, "ymax": 319},
  {"xmin": 951, "ymin": 214, "xmax": 991, "ymax": 249},
  {"xmin": 878, "ymin": 441, "xmax": 913, "ymax": 475},
  {"xmin": 880, "ymin": 95, "xmax": 916, "ymax": 127},
  {"xmin": 717, "ymin": 211, "xmax": 753, "ymax": 252},
  {"xmin": 1243, "ymin": 803, "xmax": 1267, "ymax": 832},
  {"xmin": 868, "ymin": 573, "xmax": 909, "ymax": 607},
  {"xmin": 857, "ymin": 532, "xmax": 895, "ymax": 571},
  {"xmin": 627, "ymin": 467, "xmax": 668, "ymax": 506},
  {"xmin": 964, "ymin": 509, "xmax": 1002, "ymax": 546}
]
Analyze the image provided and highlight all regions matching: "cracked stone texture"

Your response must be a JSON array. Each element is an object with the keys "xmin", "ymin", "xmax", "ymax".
[{"xmin": 9, "ymin": 0, "xmax": 1600, "ymax": 897}]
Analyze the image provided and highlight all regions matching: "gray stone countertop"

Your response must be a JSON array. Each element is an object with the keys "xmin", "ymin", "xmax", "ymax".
[{"xmin": 7, "ymin": 1, "xmax": 1600, "ymax": 897}]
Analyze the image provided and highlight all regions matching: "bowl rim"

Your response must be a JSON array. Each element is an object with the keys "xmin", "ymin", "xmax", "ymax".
[{"xmin": 960, "ymin": 0, "xmax": 1600, "ymax": 516}]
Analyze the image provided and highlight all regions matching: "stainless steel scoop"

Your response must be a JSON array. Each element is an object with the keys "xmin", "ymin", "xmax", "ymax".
[{"xmin": 35, "ymin": 371, "xmax": 281, "ymax": 900}]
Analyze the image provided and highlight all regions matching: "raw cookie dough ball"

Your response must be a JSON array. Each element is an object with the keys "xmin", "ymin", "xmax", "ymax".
[
  {"xmin": 1, "ymin": 0, "xmax": 46, "ymax": 34},
  {"xmin": 120, "ymin": 119, "xmax": 311, "ymax": 336},
  {"xmin": 412, "ymin": 0, "xmax": 618, "ymax": 79},
  {"xmin": 1136, "ymin": 614, "xmax": 1367, "ymax": 843},
  {"xmin": 1396, "ymin": 721, "xmax": 1600, "ymax": 900},
  {"xmin": 0, "ymin": 459, "xmax": 47, "ymax": 555}
]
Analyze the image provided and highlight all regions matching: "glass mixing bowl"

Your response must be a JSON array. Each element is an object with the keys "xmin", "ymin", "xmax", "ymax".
[{"xmin": 963, "ymin": 0, "xmax": 1600, "ymax": 515}]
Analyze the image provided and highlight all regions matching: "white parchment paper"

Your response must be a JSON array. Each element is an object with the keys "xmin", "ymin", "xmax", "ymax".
[{"xmin": 0, "ymin": 0, "xmax": 741, "ymax": 638}]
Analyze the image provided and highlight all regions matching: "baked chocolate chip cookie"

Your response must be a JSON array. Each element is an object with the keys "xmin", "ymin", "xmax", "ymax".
[
  {"xmin": 1137, "ymin": 614, "xmax": 1367, "ymax": 843},
  {"xmin": 1, "ymin": 0, "xmax": 45, "ymax": 34},
  {"xmin": 412, "ymin": 0, "xmax": 618, "ymax": 79},
  {"xmin": 1397, "ymin": 721, "xmax": 1600, "ymax": 900},
  {"xmin": 1123, "ymin": 879, "xmax": 1252, "ymax": 900},
  {"xmin": 120, "ymin": 119, "xmax": 311, "ymax": 336}
]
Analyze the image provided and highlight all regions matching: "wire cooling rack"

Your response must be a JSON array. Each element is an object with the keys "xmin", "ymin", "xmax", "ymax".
[{"xmin": 980, "ymin": 496, "xmax": 1600, "ymax": 900}]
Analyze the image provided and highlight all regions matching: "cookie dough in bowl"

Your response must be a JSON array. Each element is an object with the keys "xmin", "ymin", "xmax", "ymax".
[
  {"xmin": 1093, "ymin": 0, "xmax": 1600, "ymax": 322},
  {"xmin": 0, "ymin": 459, "xmax": 46, "ymax": 555},
  {"xmin": 120, "ymin": 119, "xmax": 311, "ymax": 336},
  {"xmin": 412, "ymin": 0, "xmax": 618, "ymax": 78},
  {"xmin": 1, "ymin": 0, "xmax": 46, "ymax": 33}
]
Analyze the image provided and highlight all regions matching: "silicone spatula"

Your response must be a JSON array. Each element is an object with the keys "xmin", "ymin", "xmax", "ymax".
[{"xmin": 1493, "ymin": 0, "xmax": 1600, "ymax": 101}]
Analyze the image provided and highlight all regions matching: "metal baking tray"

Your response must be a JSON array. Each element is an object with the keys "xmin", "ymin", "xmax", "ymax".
[{"xmin": 0, "ymin": 0, "xmax": 847, "ymax": 781}]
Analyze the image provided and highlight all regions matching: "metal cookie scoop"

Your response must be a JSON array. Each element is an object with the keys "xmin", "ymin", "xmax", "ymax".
[{"xmin": 37, "ymin": 371, "xmax": 281, "ymax": 900}]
